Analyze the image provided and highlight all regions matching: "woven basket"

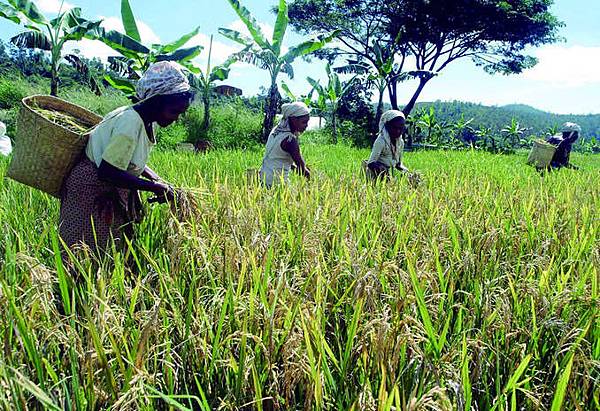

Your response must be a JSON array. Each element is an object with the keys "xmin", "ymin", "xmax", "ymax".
[
  {"xmin": 527, "ymin": 139, "xmax": 556, "ymax": 169},
  {"xmin": 6, "ymin": 95, "xmax": 102, "ymax": 198}
]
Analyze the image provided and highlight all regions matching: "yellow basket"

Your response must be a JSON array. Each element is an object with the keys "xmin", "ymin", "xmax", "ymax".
[
  {"xmin": 527, "ymin": 139, "xmax": 556, "ymax": 169},
  {"xmin": 6, "ymin": 95, "xmax": 102, "ymax": 197}
]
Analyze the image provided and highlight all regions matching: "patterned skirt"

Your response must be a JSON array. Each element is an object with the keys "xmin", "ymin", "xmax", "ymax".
[{"xmin": 59, "ymin": 157, "xmax": 142, "ymax": 255}]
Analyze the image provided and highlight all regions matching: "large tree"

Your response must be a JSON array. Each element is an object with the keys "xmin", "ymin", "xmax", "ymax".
[
  {"xmin": 287, "ymin": 0, "xmax": 405, "ymax": 125},
  {"xmin": 386, "ymin": 0, "xmax": 563, "ymax": 115},
  {"xmin": 288, "ymin": 0, "xmax": 562, "ymax": 116}
]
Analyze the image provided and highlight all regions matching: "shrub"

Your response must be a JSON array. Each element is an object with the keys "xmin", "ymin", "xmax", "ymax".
[
  {"xmin": 156, "ymin": 122, "xmax": 187, "ymax": 150},
  {"xmin": 0, "ymin": 107, "xmax": 18, "ymax": 137},
  {"xmin": 0, "ymin": 78, "xmax": 26, "ymax": 110},
  {"xmin": 178, "ymin": 99, "xmax": 262, "ymax": 149}
]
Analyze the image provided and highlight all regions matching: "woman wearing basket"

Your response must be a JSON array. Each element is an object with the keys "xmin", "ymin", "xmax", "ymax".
[
  {"xmin": 545, "ymin": 122, "xmax": 581, "ymax": 169},
  {"xmin": 59, "ymin": 61, "xmax": 193, "ymax": 255}
]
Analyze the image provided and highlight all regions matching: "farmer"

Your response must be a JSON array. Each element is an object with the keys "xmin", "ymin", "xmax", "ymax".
[
  {"xmin": 259, "ymin": 102, "xmax": 311, "ymax": 187},
  {"xmin": 59, "ymin": 61, "xmax": 193, "ymax": 255},
  {"xmin": 545, "ymin": 122, "xmax": 581, "ymax": 169},
  {"xmin": 366, "ymin": 110, "xmax": 410, "ymax": 179}
]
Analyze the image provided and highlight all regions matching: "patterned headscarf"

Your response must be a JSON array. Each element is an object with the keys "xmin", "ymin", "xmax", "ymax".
[
  {"xmin": 135, "ymin": 61, "xmax": 191, "ymax": 102},
  {"xmin": 266, "ymin": 102, "xmax": 311, "ymax": 140}
]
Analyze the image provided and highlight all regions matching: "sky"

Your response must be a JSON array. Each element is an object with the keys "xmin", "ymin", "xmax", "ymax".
[{"xmin": 0, "ymin": 0, "xmax": 599, "ymax": 114}]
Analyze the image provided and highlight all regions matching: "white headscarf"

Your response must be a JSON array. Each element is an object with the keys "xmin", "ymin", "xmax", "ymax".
[
  {"xmin": 135, "ymin": 61, "xmax": 191, "ymax": 102},
  {"xmin": 379, "ymin": 110, "xmax": 405, "ymax": 142},
  {"xmin": 270, "ymin": 102, "xmax": 311, "ymax": 136},
  {"xmin": 561, "ymin": 122, "xmax": 581, "ymax": 134}
]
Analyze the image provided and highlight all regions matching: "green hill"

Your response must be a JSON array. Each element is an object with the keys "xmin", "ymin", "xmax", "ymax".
[{"xmin": 409, "ymin": 101, "xmax": 600, "ymax": 139}]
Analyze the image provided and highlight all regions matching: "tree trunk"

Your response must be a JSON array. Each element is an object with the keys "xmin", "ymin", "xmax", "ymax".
[
  {"xmin": 202, "ymin": 89, "xmax": 210, "ymax": 140},
  {"xmin": 402, "ymin": 78, "xmax": 430, "ymax": 116},
  {"xmin": 331, "ymin": 112, "xmax": 337, "ymax": 144},
  {"xmin": 375, "ymin": 87, "xmax": 385, "ymax": 129},
  {"xmin": 261, "ymin": 81, "xmax": 280, "ymax": 143},
  {"xmin": 388, "ymin": 80, "xmax": 398, "ymax": 110},
  {"xmin": 50, "ymin": 65, "xmax": 59, "ymax": 96}
]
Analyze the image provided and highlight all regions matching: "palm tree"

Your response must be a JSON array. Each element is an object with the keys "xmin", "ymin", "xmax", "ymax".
[
  {"xmin": 219, "ymin": 0, "xmax": 338, "ymax": 142},
  {"xmin": 0, "ymin": 0, "xmax": 103, "ymax": 95}
]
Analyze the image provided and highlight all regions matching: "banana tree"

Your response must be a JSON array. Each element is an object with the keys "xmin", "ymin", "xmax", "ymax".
[
  {"xmin": 0, "ymin": 0, "xmax": 103, "ymax": 95},
  {"xmin": 280, "ymin": 80, "xmax": 314, "ymax": 106},
  {"xmin": 501, "ymin": 118, "xmax": 527, "ymax": 148},
  {"xmin": 281, "ymin": 80, "xmax": 330, "ymax": 130},
  {"xmin": 307, "ymin": 63, "xmax": 355, "ymax": 143},
  {"xmin": 219, "ymin": 0, "xmax": 338, "ymax": 142},
  {"xmin": 87, "ymin": 0, "xmax": 202, "ymax": 100},
  {"xmin": 451, "ymin": 114, "xmax": 475, "ymax": 146},
  {"xmin": 185, "ymin": 35, "xmax": 238, "ymax": 141},
  {"xmin": 416, "ymin": 106, "xmax": 447, "ymax": 147}
]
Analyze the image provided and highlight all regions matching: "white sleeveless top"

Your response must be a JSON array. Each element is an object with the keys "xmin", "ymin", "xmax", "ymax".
[{"xmin": 259, "ymin": 131, "xmax": 296, "ymax": 186}]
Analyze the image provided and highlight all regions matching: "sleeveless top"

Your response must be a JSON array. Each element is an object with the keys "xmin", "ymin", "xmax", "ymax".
[{"xmin": 259, "ymin": 131, "xmax": 296, "ymax": 186}]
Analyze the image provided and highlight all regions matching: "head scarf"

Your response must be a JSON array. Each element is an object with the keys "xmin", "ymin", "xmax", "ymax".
[
  {"xmin": 561, "ymin": 122, "xmax": 581, "ymax": 134},
  {"xmin": 135, "ymin": 61, "xmax": 191, "ymax": 102},
  {"xmin": 379, "ymin": 110, "xmax": 405, "ymax": 141},
  {"xmin": 270, "ymin": 102, "xmax": 311, "ymax": 136}
]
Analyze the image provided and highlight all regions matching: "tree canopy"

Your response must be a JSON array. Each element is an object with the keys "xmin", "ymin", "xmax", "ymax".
[{"xmin": 288, "ymin": 0, "xmax": 563, "ymax": 116}]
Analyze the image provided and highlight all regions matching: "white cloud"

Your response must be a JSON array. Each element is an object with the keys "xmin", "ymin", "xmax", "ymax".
[
  {"xmin": 522, "ymin": 45, "xmax": 600, "ymax": 88},
  {"xmin": 227, "ymin": 20, "xmax": 275, "ymax": 41},
  {"xmin": 62, "ymin": 16, "xmax": 161, "ymax": 62},
  {"xmin": 34, "ymin": 0, "xmax": 74, "ymax": 14},
  {"xmin": 225, "ymin": 20, "xmax": 290, "ymax": 55},
  {"xmin": 187, "ymin": 33, "xmax": 241, "ymax": 67},
  {"xmin": 99, "ymin": 16, "xmax": 161, "ymax": 45}
]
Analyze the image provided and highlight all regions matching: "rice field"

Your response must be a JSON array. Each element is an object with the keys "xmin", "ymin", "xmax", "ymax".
[{"xmin": 0, "ymin": 147, "xmax": 598, "ymax": 410}]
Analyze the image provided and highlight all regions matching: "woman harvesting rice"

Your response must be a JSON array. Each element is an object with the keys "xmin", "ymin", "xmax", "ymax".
[
  {"xmin": 59, "ymin": 61, "xmax": 193, "ymax": 254},
  {"xmin": 545, "ymin": 122, "xmax": 581, "ymax": 169},
  {"xmin": 259, "ymin": 102, "xmax": 311, "ymax": 187},
  {"xmin": 366, "ymin": 110, "xmax": 411, "ymax": 179}
]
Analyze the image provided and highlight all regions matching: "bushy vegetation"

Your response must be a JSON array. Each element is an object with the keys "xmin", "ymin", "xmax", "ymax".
[
  {"xmin": 1, "ymin": 149, "xmax": 598, "ymax": 410},
  {"xmin": 411, "ymin": 101, "xmax": 600, "ymax": 143},
  {"xmin": 1, "ymin": 72, "xmax": 599, "ymax": 155}
]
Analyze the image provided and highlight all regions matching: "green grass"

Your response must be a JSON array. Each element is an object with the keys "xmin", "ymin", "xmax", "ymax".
[{"xmin": 0, "ymin": 147, "xmax": 598, "ymax": 410}]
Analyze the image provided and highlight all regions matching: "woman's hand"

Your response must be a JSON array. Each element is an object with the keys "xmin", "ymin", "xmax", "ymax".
[
  {"xmin": 396, "ymin": 163, "xmax": 410, "ymax": 173},
  {"xmin": 142, "ymin": 166, "xmax": 161, "ymax": 182},
  {"xmin": 302, "ymin": 166, "xmax": 311, "ymax": 180},
  {"xmin": 150, "ymin": 182, "xmax": 176, "ymax": 204}
]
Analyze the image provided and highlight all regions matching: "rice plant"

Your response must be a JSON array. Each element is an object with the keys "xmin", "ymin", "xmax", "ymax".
[{"xmin": 0, "ymin": 148, "xmax": 598, "ymax": 410}]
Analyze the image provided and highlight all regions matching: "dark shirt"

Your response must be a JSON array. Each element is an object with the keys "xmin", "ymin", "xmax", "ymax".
[{"xmin": 546, "ymin": 135, "xmax": 572, "ymax": 168}]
